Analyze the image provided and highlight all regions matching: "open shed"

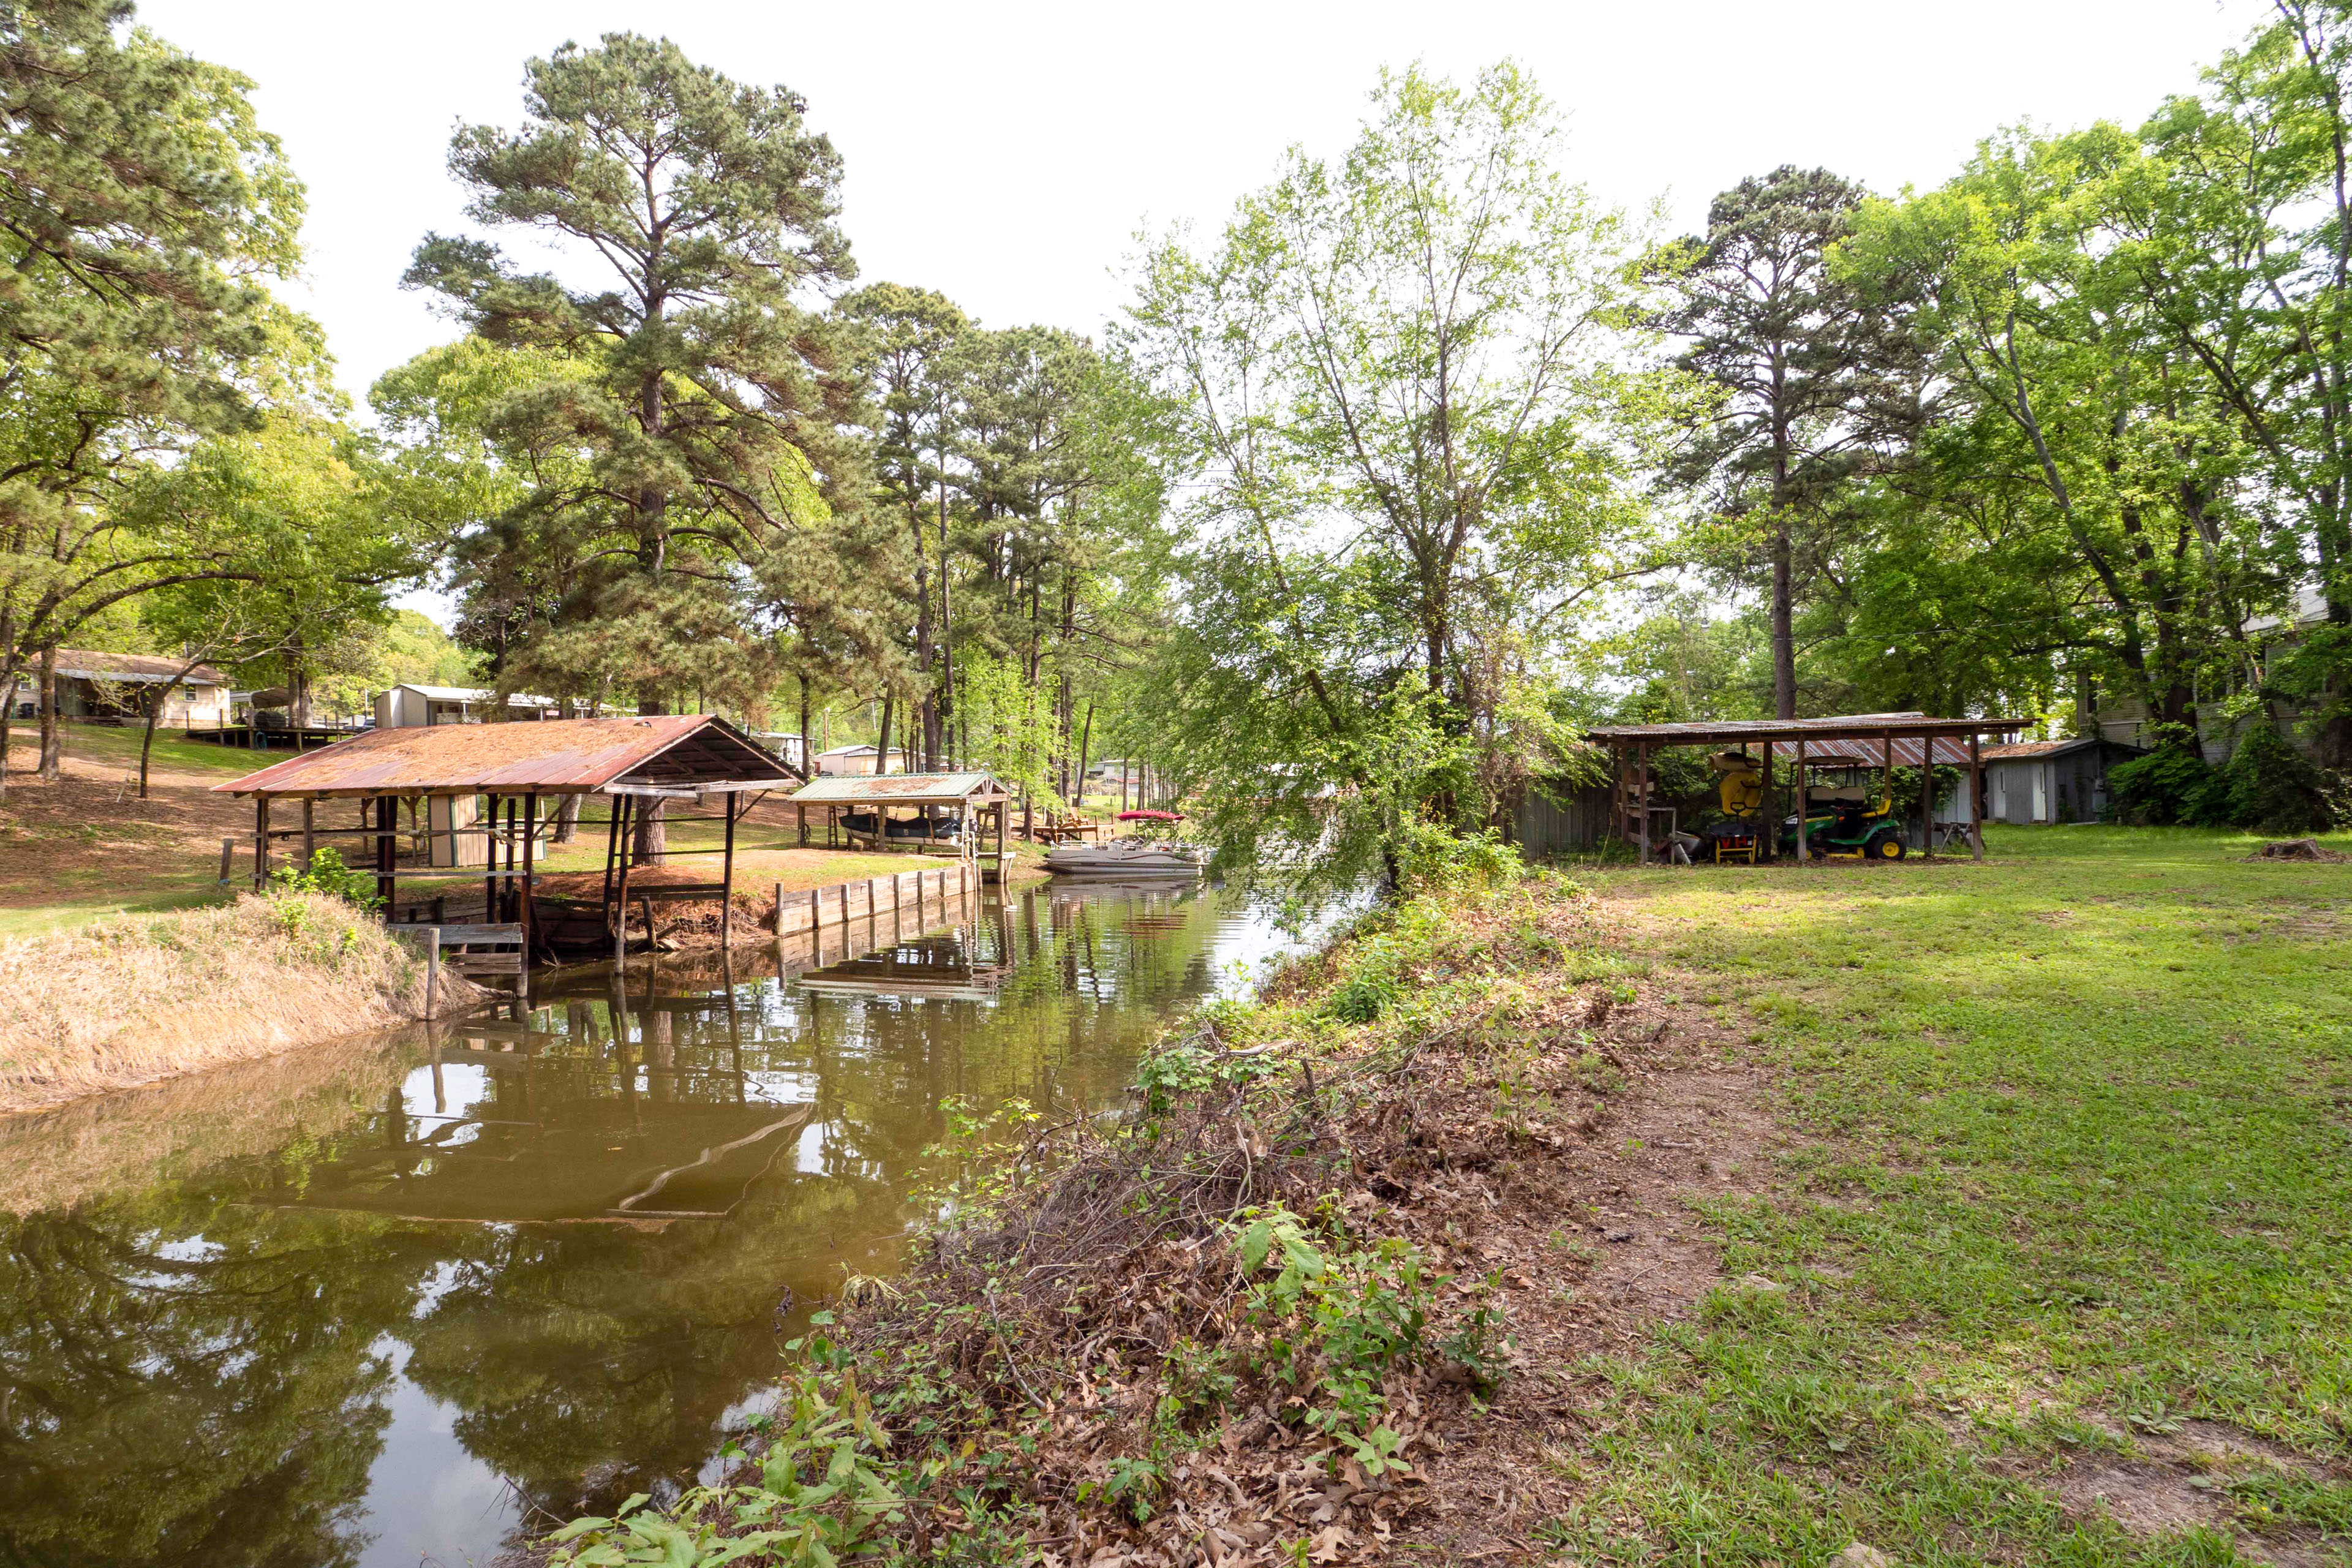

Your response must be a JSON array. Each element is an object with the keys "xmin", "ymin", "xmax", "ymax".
[
  {"xmin": 214, "ymin": 715, "xmax": 801, "ymax": 956},
  {"xmin": 787, "ymin": 772, "xmax": 1016, "ymax": 875},
  {"xmin": 1583, "ymin": 712, "xmax": 2027, "ymax": 864}
]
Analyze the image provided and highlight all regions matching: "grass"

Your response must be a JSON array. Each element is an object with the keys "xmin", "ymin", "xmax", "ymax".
[
  {"xmin": 0, "ymin": 889, "xmax": 465, "ymax": 1115},
  {"xmin": 1547, "ymin": 825, "xmax": 2352, "ymax": 1564}
]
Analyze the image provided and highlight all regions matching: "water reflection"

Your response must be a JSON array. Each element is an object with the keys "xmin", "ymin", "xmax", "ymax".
[{"xmin": 0, "ymin": 881, "xmax": 1306, "ymax": 1568}]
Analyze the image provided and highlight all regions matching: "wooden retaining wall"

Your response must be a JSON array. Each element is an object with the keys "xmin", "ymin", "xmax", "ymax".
[{"xmin": 767, "ymin": 861, "xmax": 976, "ymax": 938}]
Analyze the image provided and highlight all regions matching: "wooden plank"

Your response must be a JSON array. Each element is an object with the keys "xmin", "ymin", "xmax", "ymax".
[
  {"xmin": 394, "ymin": 922, "xmax": 524, "ymax": 946},
  {"xmin": 450, "ymin": 954, "xmax": 525, "ymax": 974}
]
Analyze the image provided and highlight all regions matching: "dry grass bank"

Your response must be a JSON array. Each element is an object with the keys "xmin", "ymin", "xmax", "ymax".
[{"xmin": 0, "ymin": 890, "xmax": 479, "ymax": 1116}]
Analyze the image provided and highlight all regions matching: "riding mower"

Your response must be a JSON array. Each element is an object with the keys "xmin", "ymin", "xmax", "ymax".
[
  {"xmin": 1692, "ymin": 752, "xmax": 1767, "ymax": 865},
  {"xmin": 1779, "ymin": 774, "xmax": 1908, "ymax": 861}
]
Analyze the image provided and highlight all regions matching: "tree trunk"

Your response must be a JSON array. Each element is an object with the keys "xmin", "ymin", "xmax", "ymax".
[
  {"xmin": 632, "ymin": 799, "xmax": 667, "ymax": 865},
  {"xmin": 1072, "ymin": 701, "xmax": 1093, "ymax": 808},
  {"xmin": 0, "ymin": 614, "xmax": 18, "ymax": 802},
  {"xmin": 797, "ymin": 674, "xmax": 811, "ymax": 779},
  {"xmin": 1770, "ymin": 518, "xmax": 1796, "ymax": 720},
  {"xmin": 554, "ymin": 793, "xmax": 582, "ymax": 845},
  {"xmin": 139, "ymin": 656, "xmax": 209, "ymax": 801},
  {"xmin": 876, "ymin": 688, "xmax": 895, "ymax": 777},
  {"xmin": 38, "ymin": 646, "xmax": 61, "ymax": 782}
]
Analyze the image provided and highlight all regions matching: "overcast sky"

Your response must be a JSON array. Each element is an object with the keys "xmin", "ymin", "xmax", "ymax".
[{"xmin": 140, "ymin": 0, "xmax": 2263, "ymax": 406}]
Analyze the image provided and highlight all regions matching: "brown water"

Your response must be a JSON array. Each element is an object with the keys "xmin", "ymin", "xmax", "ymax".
[{"xmin": 0, "ymin": 880, "xmax": 1316, "ymax": 1568}]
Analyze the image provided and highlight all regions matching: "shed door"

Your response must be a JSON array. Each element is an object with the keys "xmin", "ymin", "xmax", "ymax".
[{"xmin": 2032, "ymin": 766, "xmax": 2049, "ymax": 823}]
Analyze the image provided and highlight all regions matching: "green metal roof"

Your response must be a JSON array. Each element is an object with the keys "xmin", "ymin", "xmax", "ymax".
[{"xmin": 789, "ymin": 771, "xmax": 1012, "ymax": 805}]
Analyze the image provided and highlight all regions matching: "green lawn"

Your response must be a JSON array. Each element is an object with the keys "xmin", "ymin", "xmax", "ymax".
[{"xmin": 1555, "ymin": 826, "xmax": 2352, "ymax": 1565}]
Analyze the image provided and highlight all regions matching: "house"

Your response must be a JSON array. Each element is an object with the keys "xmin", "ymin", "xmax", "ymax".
[
  {"xmin": 752, "ymin": 732, "xmax": 809, "ymax": 771},
  {"xmin": 813, "ymin": 743, "xmax": 907, "ymax": 776},
  {"xmin": 7, "ymin": 649, "xmax": 231, "ymax": 726},
  {"xmin": 1981, "ymin": 737, "xmax": 2146, "ymax": 824},
  {"xmin": 2081, "ymin": 584, "xmax": 2336, "ymax": 760},
  {"xmin": 371, "ymin": 684, "xmax": 588, "ymax": 728}
]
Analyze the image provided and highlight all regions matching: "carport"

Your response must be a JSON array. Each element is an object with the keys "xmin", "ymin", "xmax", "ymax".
[{"xmin": 1583, "ymin": 712, "xmax": 2027, "ymax": 865}]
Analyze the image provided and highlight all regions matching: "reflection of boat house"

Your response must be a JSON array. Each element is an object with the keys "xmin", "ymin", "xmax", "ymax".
[{"xmin": 214, "ymin": 715, "xmax": 802, "ymax": 953}]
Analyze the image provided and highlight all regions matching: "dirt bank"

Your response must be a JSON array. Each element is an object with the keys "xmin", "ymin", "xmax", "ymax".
[
  {"xmin": 533, "ymin": 871, "xmax": 1778, "ymax": 1564},
  {"xmin": 0, "ymin": 889, "xmax": 480, "ymax": 1116}
]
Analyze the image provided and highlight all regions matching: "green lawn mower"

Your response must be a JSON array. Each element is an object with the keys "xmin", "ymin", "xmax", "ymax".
[{"xmin": 1779, "ymin": 780, "xmax": 1908, "ymax": 861}]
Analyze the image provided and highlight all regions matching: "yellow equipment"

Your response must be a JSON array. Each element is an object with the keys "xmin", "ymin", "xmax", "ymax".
[{"xmin": 1705, "ymin": 752, "xmax": 1763, "ymax": 864}]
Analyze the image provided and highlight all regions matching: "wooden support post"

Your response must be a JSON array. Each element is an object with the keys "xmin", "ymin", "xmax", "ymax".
[
  {"xmin": 1636, "ymin": 745, "xmax": 1651, "ymax": 864},
  {"xmin": 375, "ymin": 795, "xmax": 396, "ymax": 911},
  {"xmin": 601, "ymin": 791, "xmax": 622, "ymax": 911},
  {"xmin": 1796, "ymin": 739, "xmax": 1810, "ymax": 862},
  {"xmin": 504, "ymin": 797, "xmax": 520, "ymax": 924},
  {"xmin": 520, "ymin": 793, "xmax": 538, "ymax": 962},
  {"xmin": 1920, "ymin": 740, "xmax": 1936, "ymax": 858},
  {"xmin": 612, "ymin": 793, "xmax": 634, "ymax": 962},
  {"xmin": 1760, "ymin": 740, "xmax": 1775, "ymax": 862},
  {"xmin": 797, "ymin": 802, "xmax": 807, "ymax": 847},
  {"xmin": 773, "ymin": 881, "xmax": 783, "ymax": 935},
  {"xmin": 720, "ymin": 792, "xmax": 737, "ymax": 947},
  {"xmin": 301, "ymin": 798, "xmax": 315, "ymax": 867},
  {"xmin": 483, "ymin": 791, "xmax": 500, "ymax": 928},
  {"xmin": 219, "ymin": 837, "xmax": 235, "ymax": 883},
  {"xmin": 1968, "ymin": 731, "xmax": 1984, "ymax": 861},
  {"xmin": 425, "ymin": 927, "xmax": 441, "ymax": 1021},
  {"xmin": 253, "ymin": 796, "xmax": 271, "ymax": 889}
]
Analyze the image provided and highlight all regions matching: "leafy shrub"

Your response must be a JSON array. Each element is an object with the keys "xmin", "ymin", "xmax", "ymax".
[
  {"xmin": 2212, "ymin": 722, "xmax": 2340, "ymax": 834},
  {"xmin": 2109, "ymin": 723, "xmax": 2342, "ymax": 831},
  {"xmin": 266, "ymin": 846, "xmax": 383, "ymax": 913},
  {"xmin": 1223, "ymin": 1205, "xmax": 1431, "ymax": 1476},
  {"xmin": 1321, "ymin": 935, "xmax": 1402, "ymax": 1023},
  {"xmin": 2107, "ymin": 727, "xmax": 2225, "ymax": 825}
]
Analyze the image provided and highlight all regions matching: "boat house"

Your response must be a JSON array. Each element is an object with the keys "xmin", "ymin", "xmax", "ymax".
[
  {"xmin": 214, "ymin": 715, "xmax": 801, "ymax": 955},
  {"xmin": 788, "ymin": 772, "xmax": 1014, "ymax": 874}
]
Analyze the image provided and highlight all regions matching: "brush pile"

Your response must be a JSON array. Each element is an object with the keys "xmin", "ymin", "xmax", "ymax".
[{"xmin": 545, "ymin": 873, "xmax": 1734, "ymax": 1566}]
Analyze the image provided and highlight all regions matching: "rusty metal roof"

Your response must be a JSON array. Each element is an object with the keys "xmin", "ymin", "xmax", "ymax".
[
  {"xmin": 1792, "ymin": 736, "xmax": 1981, "ymax": 767},
  {"xmin": 1982, "ymin": 737, "xmax": 2138, "ymax": 762},
  {"xmin": 1587, "ymin": 712, "xmax": 2026, "ymax": 747},
  {"xmin": 790, "ymin": 772, "xmax": 1012, "ymax": 805},
  {"xmin": 213, "ymin": 715, "xmax": 799, "ymax": 797}
]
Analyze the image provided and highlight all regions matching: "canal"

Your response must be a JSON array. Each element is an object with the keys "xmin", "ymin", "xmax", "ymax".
[{"xmin": 0, "ymin": 879, "xmax": 1315, "ymax": 1567}]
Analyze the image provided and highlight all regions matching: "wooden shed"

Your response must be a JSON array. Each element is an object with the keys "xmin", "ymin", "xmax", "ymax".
[
  {"xmin": 214, "ymin": 715, "xmax": 801, "ymax": 958},
  {"xmin": 1981, "ymin": 737, "xmax": 2146, "ymax": 824}
]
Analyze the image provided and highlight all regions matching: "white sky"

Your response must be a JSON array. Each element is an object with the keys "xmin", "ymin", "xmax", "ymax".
[{"xmin": 134, "ymin": 0, "xmax": 2263, "ymax": 622}]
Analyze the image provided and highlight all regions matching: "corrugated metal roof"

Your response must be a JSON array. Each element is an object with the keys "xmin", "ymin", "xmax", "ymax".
[
  {"xmin": 1588, "ymin": 712, "xmax": 2026, "ymax": 745},
  {"xmin": 790, "ymin": 772, "xmax": 1012, "ymax": 804},
  {"xmin": 390, "ymin": 684, "xmax": 561, "ymax": 706},
  {"xmin": 34, "ymin": 649, "xmax": 230, "ymax": 685},
  {"xmin": 1982, "ymin": 737, "xmax": 2137, "ymax": 762},
  {"xmin": 213, "ymin": 715, "xmax": 797, "ymax": 797},
  {"xmin": 1795, "ymin": 736, "xmax": 1981, "ymax": 767}
]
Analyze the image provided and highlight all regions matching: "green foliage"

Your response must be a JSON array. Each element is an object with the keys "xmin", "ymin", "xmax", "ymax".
[
  {"xmin": 1, "ymin": 0, "xmax": 325, "ymax": 718},
  {"xmin": 548, "ymin": 1361, "xmax": 916, "ymax": 1568},
  {"xmin": 2212, "ymin": 722, "xmax": 2342, "ymax": 834},
  {"xmin": 1126, "ymin": 61, "xmax": 1701, "ymax": 891},
  {"xmin": 400, "ymin": 33, "xmax": 869, "ymax": 714},
  {"xmin": 1320, "ymin": 937, "xmax": 1403, "ymax": 1025},
  {"xmin": 2108, "ymin": 733, "xmax": 2225, "ymax": 826},
  {"xmin": 265, "ymin": 848, "xmax": 383, "ymax": 914},
  {"xmin": 1224, "ymin": 1205, "xmax": 1431, "ymax": 1475}
]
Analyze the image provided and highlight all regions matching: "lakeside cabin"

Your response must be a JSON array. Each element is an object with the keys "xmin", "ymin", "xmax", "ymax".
[
  {"xmin": 214, "ymin": 715, "xmax": 802, "ymax": 958},
  {"xmin": 7, "ymin": 649, "xmax": 230, "ymax": 726}
]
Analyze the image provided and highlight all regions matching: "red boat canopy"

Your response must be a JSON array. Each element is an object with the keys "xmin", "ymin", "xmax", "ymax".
[{"xmin": 1117, "ymin": 809, "xmax": 1185, "ymax": 822}]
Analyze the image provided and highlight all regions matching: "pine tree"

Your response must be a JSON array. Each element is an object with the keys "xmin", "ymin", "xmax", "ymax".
[{"xmin": 1655, "ymin": 167, "xmax": 1920, "ymax": 718}]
